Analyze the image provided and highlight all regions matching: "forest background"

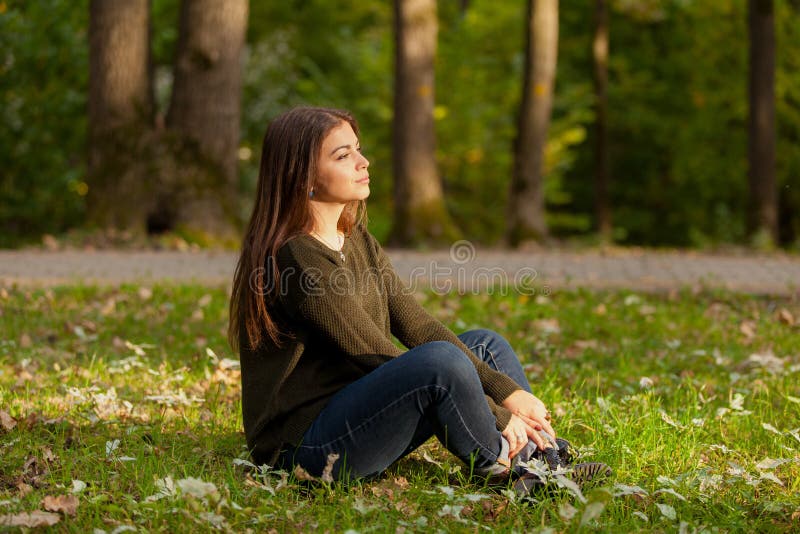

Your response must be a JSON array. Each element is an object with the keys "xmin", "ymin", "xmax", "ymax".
[{"xmin": 1, "ymin": 0, "xmax": 799, "ymax": 250}]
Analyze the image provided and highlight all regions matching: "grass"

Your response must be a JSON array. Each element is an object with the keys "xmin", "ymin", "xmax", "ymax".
[{"xmin": 1, "ymin": 284, "xmax": 798, "ymax": 532}]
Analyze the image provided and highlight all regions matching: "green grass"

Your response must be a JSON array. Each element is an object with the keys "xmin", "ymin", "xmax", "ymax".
[{"xmin": 1, "ymin": 284, "xmax": 799, "ymax": 532}]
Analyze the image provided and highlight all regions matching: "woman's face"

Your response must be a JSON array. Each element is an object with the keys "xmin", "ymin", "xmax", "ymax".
[{"xmin": 312, "ymin": 121, "xmax": 370, "ymax": 204}]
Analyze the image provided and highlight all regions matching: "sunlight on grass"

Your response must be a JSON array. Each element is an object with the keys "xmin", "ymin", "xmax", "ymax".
[{"xmin": 1, "ymin": 285, "xmax": 798, "ymax": 531}]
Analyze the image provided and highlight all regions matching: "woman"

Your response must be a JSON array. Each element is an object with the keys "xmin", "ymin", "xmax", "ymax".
[{"xmin": 229, "ymin": 107, "xmax": 608, "ymax": 489}]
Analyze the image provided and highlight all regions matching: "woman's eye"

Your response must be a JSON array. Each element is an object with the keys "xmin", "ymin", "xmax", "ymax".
[{"xmin": 337, "ymin": 153, "xmax": 349, "ymax": 160}]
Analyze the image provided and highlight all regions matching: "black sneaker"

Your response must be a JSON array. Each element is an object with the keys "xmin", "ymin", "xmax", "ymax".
[
  {"xmin": 555, "ymin": 437, "xmax": 574, "ymax": 465},
  {"xmin": 512, "ymin": 461, "xmax": 612, "ymax": 497},
  {"xmin": 567, "ymin": 462, "xmax": 612, "ymax": 487}
]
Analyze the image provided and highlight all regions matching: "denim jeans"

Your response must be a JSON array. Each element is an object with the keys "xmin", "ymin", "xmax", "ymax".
[{"xmin": 276, "ymin": 329, "xmax": 532, "ymax": 480}]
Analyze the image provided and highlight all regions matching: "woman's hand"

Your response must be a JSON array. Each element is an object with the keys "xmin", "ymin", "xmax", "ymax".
[
  {"xmin": 501, "ymin": 414, "xmax": 532, "ymax": 460},
  {"xmin": 502, "ymin": 390, "xmax": 556, "ymax": 450}
]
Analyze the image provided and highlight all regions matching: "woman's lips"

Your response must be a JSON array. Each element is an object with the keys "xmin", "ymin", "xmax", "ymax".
[{"xmin": 356, "ymin": 176, "xmax": 370, "ymax": 184}]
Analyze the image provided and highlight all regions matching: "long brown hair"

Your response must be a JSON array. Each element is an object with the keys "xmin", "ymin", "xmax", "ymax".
[{"xmin": 229, "ymin": 107, "xmax": 365, "ymax": 351}]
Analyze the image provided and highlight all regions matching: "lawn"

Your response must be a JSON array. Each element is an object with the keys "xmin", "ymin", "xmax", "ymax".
[{"xmin": 1, "ymin": 284, "xmax": 798, "ymax": 532}]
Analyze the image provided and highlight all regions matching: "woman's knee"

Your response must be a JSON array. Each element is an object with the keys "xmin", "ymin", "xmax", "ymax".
[
  {"xmin": 405, "ymin": 341, "xmax": 476, "ymax": 383},
  {"xmin": 464, "ymin": 328, "xmax": 506, "ymax": 346}
]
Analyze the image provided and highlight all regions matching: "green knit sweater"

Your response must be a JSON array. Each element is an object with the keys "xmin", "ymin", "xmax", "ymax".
[{"xmin": 239, "ymin": 225, "xmax": 521, "ymax": 465}]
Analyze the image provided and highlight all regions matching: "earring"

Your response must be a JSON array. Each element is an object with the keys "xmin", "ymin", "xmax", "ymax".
[{"xmin": 309, "ymin": 189, "xmax": 315, "ymax": 199}]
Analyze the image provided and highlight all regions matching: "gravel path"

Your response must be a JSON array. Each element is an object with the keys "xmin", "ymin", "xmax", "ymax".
[{"xmin": 1, "ymin": 248, "xmax": 798, "ymax": 296}]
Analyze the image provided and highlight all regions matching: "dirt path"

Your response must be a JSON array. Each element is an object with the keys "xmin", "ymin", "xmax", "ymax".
[{"xmin": 0, "ymin": 248, "xmax": 798, "ymax": 295}]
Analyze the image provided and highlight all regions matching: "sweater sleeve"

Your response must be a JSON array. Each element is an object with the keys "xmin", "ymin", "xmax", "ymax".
[{"xmin": 364, "ymin": 231, "xmax": 522, "ymax": 407}]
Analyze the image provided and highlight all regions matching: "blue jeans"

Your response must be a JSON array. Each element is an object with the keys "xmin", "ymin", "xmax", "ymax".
[{"xmin": 276, "ymin": 329, "xmax": 532, "ymax": 480}]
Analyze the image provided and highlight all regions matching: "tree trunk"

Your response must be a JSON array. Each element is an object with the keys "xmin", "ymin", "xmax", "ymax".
[
  {"xmin": 507, "ymin": 0, "xmax": 559, "ymax": 246},
  {"xmin": 166, "ymin": 0, "xmax": 248, "ymax": 242},
  {"xmin": 747, "ymin": 0, "xmax": 778, "ymax": 245},
  {"xmin": 593, "ymin": 0, "xmax": 611, "ymax": 242},
  {"xmin": 390, "ymin": 0, "xmax": 459, "ymax": 246},
  {"xmin": 87, "ymin": 0, "xmax": 153, "ymax": 232}
]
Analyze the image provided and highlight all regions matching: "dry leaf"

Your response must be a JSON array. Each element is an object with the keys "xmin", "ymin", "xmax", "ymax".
[
  {"xmin": 19, "ymin": 333, "xmax": 32, "ymax": 348},
  {"xmin": 739, "ymin": 320, "xmax": 757, "ymax": 340},
  {"xmin": 42, "ymin": 447, "xmax": 56, "ymax": 463},
  {"xmin": 321, "ymin": 453, "xmax": 340, "ymax": 483},
  {"xmin": 42, "ymin": 495, "xmax": 79, "ymax": 516},
  {"xmin": 481, "ymin": 498, "xmax": 507, "ymax": 521},
  {"xmin": 533, "ymin": 318, "xmax": 560, "ymax": 334},
  {"xmin": 776, "ymin": 308, "xmax": 795, "ymax": 326},
  {"xmin": 393, "ymin": 476, "xmax": 409, "ymax": 490},
  {"xmin": 594, "ymin": 303, "xmax": 607, "ymax": 315},
  {"xmin": 138, "ymin": 287, "xmax": 153, "ymax": 300},
  {"xmin": 0, "ymin": 511, "xmax": 61, "ymax": 527},
  {"xmin": 16, "ymin": 482, "xmax": 33, "ymax": 497},
  {"xmin": 293, "ymin": 465, "xmax": 316, "ymax": 482},
  {"xmin": 0, "ymin": 410, "xmax": 16, "ymax": 432}
]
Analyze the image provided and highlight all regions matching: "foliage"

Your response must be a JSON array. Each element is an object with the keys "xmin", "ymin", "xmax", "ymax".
[
  {"xmin": 1, "ymin": 0, "xmax": 799, "ymax": 247},
  {"xmin": 0, "ymin": 0, "xmax": 89, "ymax": 246},
  {"xmin": 1, "ymin": 284, "xmax": 799, "ymax": 530}
]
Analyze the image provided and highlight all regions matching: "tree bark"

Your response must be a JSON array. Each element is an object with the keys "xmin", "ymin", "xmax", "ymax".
[
  {"xmin": 507, "ymin": 0, "xmax": 559, "ymax": 246},
  {"xmin": 593, "ymin": 0, "xmax": 611, "ymax": 241},
  {"xmin": 166, "ymin": 0, "xmax": 249, "ymax": 241},
  {"xmin": 87, "ymin": 0, "xmax": 153, "ymax": 232},
  {"xmin": 390, "ymin": 0, "xmax": 459, "ymax": 246},
  {"xmin": 747, "ymin": 0, "xmax": 778, "ymax": 245}
]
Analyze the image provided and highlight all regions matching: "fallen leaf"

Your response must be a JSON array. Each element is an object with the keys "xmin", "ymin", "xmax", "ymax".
[
  {"xmin": 656, "ymin": 503, "xmax": 677, "ymax": 521},
  {"xmin": 393, "ymin": 476, "xmax": 409, "ymax": 490},
  {"xmin": 41, "ymin": 447, "xmax": 56, "ymax": 463},
  {"xmin": 19, "ymin": 333, "xmax": 32, "ymax": 348},
  {"xmin": 633, "ymin": 511, "xmax": 649, "ymax": 522},
  {"xmin": 624, "ymin": 294, "xmax": 641, "ymax": 306},
  {"xmin": 481, "ymin": 498, "xmax": 507, "ymax": 521},
  {"xmin": 613, "ymin": 484, "xmax": 649, "ymax": 497},
  {"xmin": 533, "ymin": 319, "xmax": 560, "ymax": 335},
  {"xmin": 654, "ymin": 488, "xmax": 687, "ymax": 501},
  {"xmin": 776, "ymin": 308, "xmax": 795, "ymax": 326},
  {"xmin": 0, "ymin": 511, "xmax": 61, "ymax": 527},
  {"xmin": 176, "ymin": 477, "xmax": 218, "ymax": 499},
  {"xmin": 421, "ymin": 451, "xmax": 443, "ymax": 468},
  {"xmin": 0, "ymin": 410, "xmax": 16, "ymax": 432},
  {"xmin": 320, "ymin": 453, "xmax": 339, "ymax": 483},
  {"xmin": 559, "ymin": 502, "xmax": 578, "ymax": 521},
  {"xmin": 759, "ymin": 472, "xmax": 784, "ymax": 486},
  {"xmin": 16, "ymin": 482, "xmax": 33, "ymax": 497},
  {"xmin": 580, "ymin": 501, "xmax": 606, "ymax": 526},
  {"xmin": 138, "ymin": 287, "xmax": 153, "ymax": 300},
  {"xmin": 555, "ymin": 475, "xmax": 587, "ymax": 504},
  {"xmin": 293, "ymin": 465, "xmax": 316, "ymax": 482},
  {"xmin": 639, "ymin": 305, "xmax": 657, "ymax": 316},
  {"xmin": 739, "ymin": 320, "xmax": 757, "ymax": 340},
  {"xmin": 756, "ymin": 457, "xmax": 791, "ymax": 471},
  {"xmin": 42, "ymin": 495, "xmax": 79, "ymax": 516}
]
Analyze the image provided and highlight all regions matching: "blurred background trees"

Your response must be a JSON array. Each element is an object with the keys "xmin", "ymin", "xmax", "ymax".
[
  {"xmin": 0, "ymin": 0, "xmax": 798, "ymax": 249},
  {"xmin": 507, "ymin": 0, "xmax": 559, "ymax": 245}
]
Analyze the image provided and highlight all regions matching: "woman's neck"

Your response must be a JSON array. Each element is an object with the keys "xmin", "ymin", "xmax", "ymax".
[{"xmin": 309, "ymin": 200, "xmax": 345, "ymax": 239}]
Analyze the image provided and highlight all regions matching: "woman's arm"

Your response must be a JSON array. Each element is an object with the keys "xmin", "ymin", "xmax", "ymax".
[{"xmin": 364, "ymin": 231, "xmax": 522, "ymax": 408}]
